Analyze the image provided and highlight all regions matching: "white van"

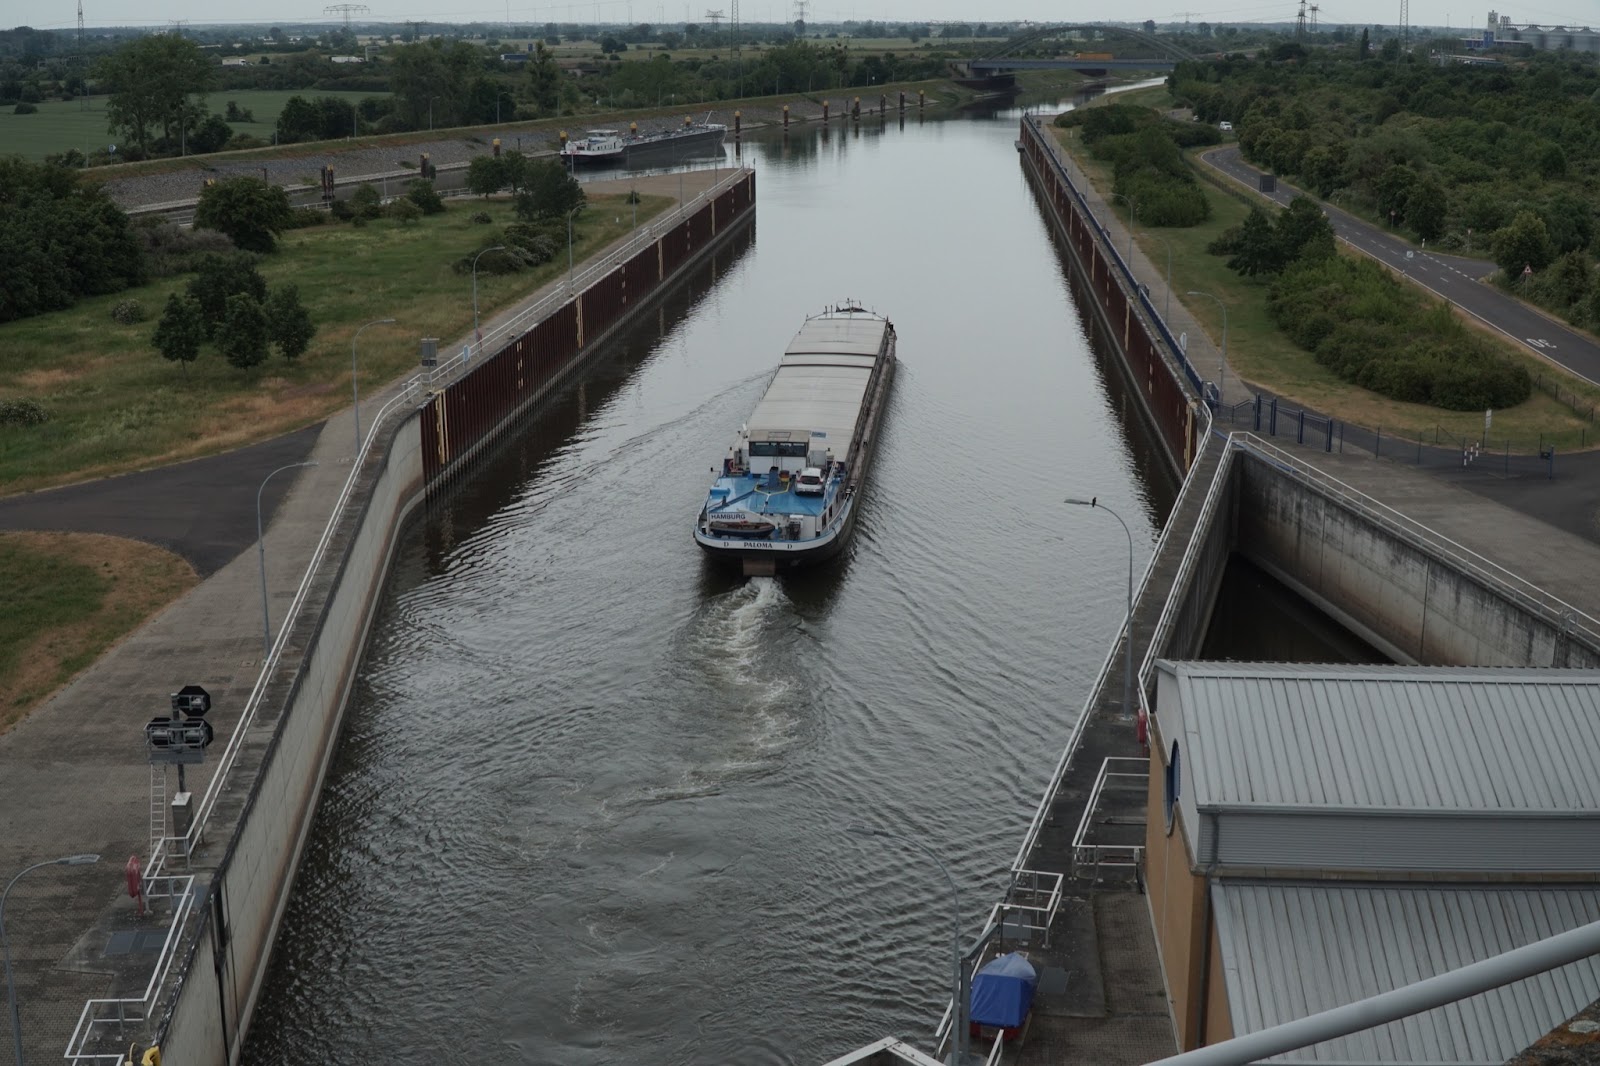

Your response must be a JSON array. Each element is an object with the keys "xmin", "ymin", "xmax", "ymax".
[
  {"xmin": 795, "ymin": 467, "xmax": 826, "ymax": 495},
  {"xmin": 1219, "ymin": 121, "xmax": 1234, "ymax": 132}
]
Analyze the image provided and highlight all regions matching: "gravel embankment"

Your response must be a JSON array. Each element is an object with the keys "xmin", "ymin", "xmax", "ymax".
[{"xmin": 97, "ymin": 94, "xmax": 935, "ymax": 210}]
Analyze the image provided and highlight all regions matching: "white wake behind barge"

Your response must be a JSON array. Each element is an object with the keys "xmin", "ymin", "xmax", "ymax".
[{"xmin": 694, "ymin": 305, "xmax": 897, "ymax": 576}]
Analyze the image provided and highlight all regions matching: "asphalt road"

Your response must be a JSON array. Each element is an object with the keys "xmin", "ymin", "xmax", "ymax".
[
  {"xmin": 1201, "ymin": 146, "xmax": 1600, "ymax": 386},
  {"xmin": 0, "ymin": 423, "xmax": 322, "ymax": 575}
]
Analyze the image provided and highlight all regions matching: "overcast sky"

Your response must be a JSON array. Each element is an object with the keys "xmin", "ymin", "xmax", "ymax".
[{"xmin": 4, "ymin": 0, "xmax": 1595, "ymax": 37}]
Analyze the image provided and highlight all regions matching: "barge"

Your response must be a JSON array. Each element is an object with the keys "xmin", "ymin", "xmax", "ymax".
[
  {"xmin": 561, "ymin": 116, "xmax": 727, "ymax": 168},
  {"xmin": 694, "ymin": 304, "xmax": 897, "ymax": 576}
]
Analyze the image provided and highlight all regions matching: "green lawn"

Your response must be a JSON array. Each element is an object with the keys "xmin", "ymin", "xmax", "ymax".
[
  {"xmin": 0, "ymin": 90, "xmax": 390, "ymax": 162},
  {"xmin": 1055, "ymin": 126, "xmax": 1600, "ymax": 452},
  {"xmin": 0, "ymin": 192, "xmax": 671, "ymax": 493},
  {"xmin": 0, "ymin": 531, "xmax": 196, "ymax": 730}
]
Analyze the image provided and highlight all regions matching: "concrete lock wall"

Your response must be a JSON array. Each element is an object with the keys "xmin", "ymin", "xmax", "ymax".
[
  {"xmin": 152, "ymin": 172, "xmax": 757, "ymax": 1063},
  {"xmin": 159, "ymin": 409, "xmax": 427, "ymax": 1061},
  {"xmin": 1017, "ymin": 116, "xmax": 1204, "ymax": 476},
  {"xmin": 1234, "ymin": 453, "xmax": 1600, "ymax": 669}
]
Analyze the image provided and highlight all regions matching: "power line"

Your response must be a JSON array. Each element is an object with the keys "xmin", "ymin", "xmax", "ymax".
[{"xmin": 324, "ymin": 3, "xmax": 370, "ymax": 32}]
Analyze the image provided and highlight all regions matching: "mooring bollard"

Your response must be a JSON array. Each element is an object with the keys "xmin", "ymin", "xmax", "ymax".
[
  {"xmin": 918, "ymin": 89, "xmax": 925, "ymax": 111},
  {"xmin": 734, "ymin": 110, "xmax": 741, "ymax": 137},
  {"xmin": 492, "ymin": 137, "xmax": 501, "ymax": 157},
  {"xmin": 852, "ymin": 96, "xmax": 860, "ymax": 119},
  {"xmin": 899, "ymin": 91, "xmax": 906, "ymax": 113},
  {"xmin": 783, "ymin": 104, "xmax": 790, "ymax": 129},
  {"xmin": 823, "ymin": 100, "xmax": 829, "ymax": 122}
]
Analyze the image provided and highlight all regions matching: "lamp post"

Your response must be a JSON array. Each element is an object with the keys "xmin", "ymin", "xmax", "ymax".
[
  {"xmin": 257, "ymin": 461, "xmax": 318, "ymax": 660},
  {"xmin": 472, "ymin": 246, "xmax": 506, "ymax": 352},
  {"xmin": 427, "ymin": 95, "xmax": 439, "ymax": 131},
  {"xmin": 1153, "ymin": 234, "xmax": 1174, "ymax": 322},
  {"xmin": 1112, "ymin": 192, "xmax": 1138, "ymax": 259},
  {"xmin": 351, "ymin": 317, "xmax": 395, "ymax": 456},
  {"xmin": 1185, "ymin": 290, "xmax": 1229, "ymax": 405},
  {"xmin": 4, "ymin": 855, "xmax": 100, "ymax": 1066},
  {"xmin": 565, "ymin": 205, "xmax": 583, "ymax": 289},
  {"xmin": 1064, "ymin": 497, "xmax": 1136, "ymax": 721},
  {"xmin": 847, "ymin": 826, "xmax": 969, "ymax": 1066}
]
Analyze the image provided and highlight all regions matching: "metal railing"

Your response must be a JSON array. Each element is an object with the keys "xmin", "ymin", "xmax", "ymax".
[
  {"xmin": 1071, "ymin": 756, "xmax": 1149, "ymax": 881},
  {"xmin": 1022, "ymin": 115, "xmax": 1205, "ymax": 394},
  {"xmin": 66, "ymin": 167, "xmax": 753, "ymax": 1063},
  {"xmin": 1234, "ymin": 433, "xmax": 1600, "ymax": 646},
  {"xmin": 63, "ymin": 875, "xmax": 197, "ymax": 1063},
  {"xmin": 1136, "ymin": 436, "xmax": 1240, "ymax": 692},
  {"xmin": 1007, "ymin": 408, "xmax": 1216, "ymax": 877}
]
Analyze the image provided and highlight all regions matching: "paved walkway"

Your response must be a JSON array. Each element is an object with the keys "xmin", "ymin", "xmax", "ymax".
[{"xmin": 0, "ymin": 169, "xmax": 729, "ymax": 1064}]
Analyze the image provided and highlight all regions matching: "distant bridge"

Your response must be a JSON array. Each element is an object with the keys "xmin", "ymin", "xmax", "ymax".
[
  {"xmin": 965, "ymin": 23, "xmax": 1196, "ymax": 78},
  {"xmin": 969, "ymin": 57, "xmax": 1179, "ymax": 73}
]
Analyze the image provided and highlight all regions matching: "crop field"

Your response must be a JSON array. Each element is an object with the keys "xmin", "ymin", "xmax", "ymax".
[{"xmin": 0, "ymin": 89, "xmax": 391, "ymax": 162}]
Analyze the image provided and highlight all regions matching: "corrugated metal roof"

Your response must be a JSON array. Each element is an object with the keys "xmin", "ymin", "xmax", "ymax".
[
  {"xmin": 785, "ymin": 314, "xmax": 889, "ymax": 358},
  {"xmin": 1213, "ymin": 880, "xmax": 1600, "ymax": 1063},
  {"xmin": 1157, "ymin": 662, "xmax": 1600, "ymax": 813}
]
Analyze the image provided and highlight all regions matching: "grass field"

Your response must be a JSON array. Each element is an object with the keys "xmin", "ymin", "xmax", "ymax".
[
  {"xmin": 1053, "ymin": 125, "xmax": 1600, "ymax": 453},
  {"xmin": 0, "ymin": 531, "xmax": 197, "ymax": 732},
  {"xmin": 0, "ymin": 90, "xmax": 390, "ymax": 162},
  {"xmin": 0, "ymin": 191, "xmax": 671, "ymax": 493}
]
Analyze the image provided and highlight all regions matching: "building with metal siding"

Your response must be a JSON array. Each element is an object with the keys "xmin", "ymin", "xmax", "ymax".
[
  {"xmin": 1211, "ymin": 882, "xmax": 1600, "ymax": 1063},
  {"xmin": 1142, "ymin": 661, "xmax": 1600, "ymax": 1058}
]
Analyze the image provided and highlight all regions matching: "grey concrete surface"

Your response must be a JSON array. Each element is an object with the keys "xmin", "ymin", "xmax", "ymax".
[
  {"xmin": 1200, "ymin": 145, "xmax": 1600, "ymax": 387},
  {"xmin": 0, "ymin": 424, "xmax": 322, "ymax": 576},
  {"xmin": 0, "ymin": 170, "xmax": 732, "ymax": 1065}
]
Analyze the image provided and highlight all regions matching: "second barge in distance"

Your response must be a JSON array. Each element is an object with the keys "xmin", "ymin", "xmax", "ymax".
[
  {"xmin": 560, "ymin": 116, "xmax": 727, "ymax": 167},
  {"xmin": 694, "ymin": 304, "xmax": 897, "ymax": 576}
]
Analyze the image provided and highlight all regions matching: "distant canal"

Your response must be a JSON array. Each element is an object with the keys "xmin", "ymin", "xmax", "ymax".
[{"xmin": 244, "ymin": 91, "xmax": 1361, "ymax": 1064}]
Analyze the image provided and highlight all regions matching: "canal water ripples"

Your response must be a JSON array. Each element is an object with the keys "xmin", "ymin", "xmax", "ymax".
[{"xmin": 246, "ymin": 96, "xmax": 1172, "ymax": 1064}]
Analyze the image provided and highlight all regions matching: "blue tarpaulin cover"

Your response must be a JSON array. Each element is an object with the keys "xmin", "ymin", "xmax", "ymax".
[{"xmin": 968, "ymin": 952, "xmax": 1038, "ymax": 1029}]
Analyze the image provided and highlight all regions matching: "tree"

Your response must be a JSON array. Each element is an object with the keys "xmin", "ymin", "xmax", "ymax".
[
  {"xmin": 1492, "ymin": 210, "xmax": 1556, "ymax": 278},
  {"xmin": 388, "ymin": 198, "xmax": 423, "ymax": 225},
  {"xmin": 502, "ymin": 150, "xmax": 530, "ymax": 192},
  {"xmin": 97, "ymin": 34, "xmax": 213, "ymax": 155},
  {"xmin": 1404, "ymin": 178, "xmax": 1447, "ymax": 241},
  {"xmin": 276, "ymin": 94, "xmax": 320, "ymax": 142},
  {"xmin": 1275, "ymin": 196, "xmax": 1336, "ymax": 264},
  {"xmin": 194, "ymin": 177, "xmax": 293, "ymax": 253},
  {"xmin": 528, "ymin": 41, "xmax": 560, "ymax": 113},
  {"xmin": 264, "ymin": 284, "xmax": 316, "ymax": 361},
  {"xmin": 217, "ymin": 293, "xmax": 269, "ymax": 370},
  {"xmin": 0, "ymin": 158, "xmax": 145, "ymax": 324},
  {"xmin": 186, "ymin": 253, "xmax": 268, "ymax": 339},
  {"xmin": 1358, "ymin": 27, "xmax": 1370, "ymax": 59},
  {"xmin": 467, "ymin": 155, "xmax": 508, "ymax": 197},
  {"xmin": 1225, "ymin": 207, "xmax": 1281, "ymax": 276},
  {"xmin": 190, "ymin": 113, "xmax": 233, "ymax": 154},
  {"xmin": 514, "ymin": 159, "xmax": 586, "ymax": 222},
  {"xmin": 150, "ymin": 292, "xmax": 204, "ymax": 374},
  {"xmin": 406, "ymin": 178, "xmax": 446, "ymax": 215},
  {"xmin": 1142, "ymin": 19, "xmax": 1157, "ymax": 33}
]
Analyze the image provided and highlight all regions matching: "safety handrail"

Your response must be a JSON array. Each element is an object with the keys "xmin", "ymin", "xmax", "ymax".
[
  {"xmin": 1006, "ymin": 116, "xmax": 1218, "ymax": 876},
  {"xmin": 63, "ymin": 875, "xmax": 197, "ymax": 1062}
]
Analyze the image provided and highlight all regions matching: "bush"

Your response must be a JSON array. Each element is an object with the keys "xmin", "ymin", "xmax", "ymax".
[
  {"xmin": 405, "ymin": 178, "xmax": 446, "ymax": 215},
  {"xmin": 134, "ymin": 220, "xmax": 236, "ymax": 277},
  {"xmin": 286, "ymin": 206, "xmax": 329, "ymax": 229},
  {"xmin": 387, "ymin": 198, "xmax": 422, "ymax": 225},
  {"xmin": 110, "ymin": 298, "xmax": 147, "ymax": 324},
  {"xmin": 0, "ymin": 399, "xmax": 48, "ymax": 426},
  {"xmin": 470, "ymin": 211, "xmax": 493, "ymax": 224},
  {"xmin": 1268, "ymin": 255, "xmax": 1531, "ymax": 410},
  {"xmin": 12, "ymin": 102, "xmax": 37, "ymax": 115},
  {"xmin": 349, "ymin": 183, "xmax": 382, "ymax": 220}
]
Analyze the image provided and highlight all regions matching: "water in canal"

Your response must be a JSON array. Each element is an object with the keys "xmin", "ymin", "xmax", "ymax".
[{"xmin": 245, "ymin": 97, "xmax": 1180, "ymax": 1064}]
